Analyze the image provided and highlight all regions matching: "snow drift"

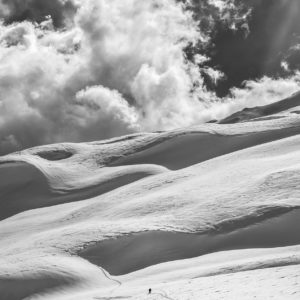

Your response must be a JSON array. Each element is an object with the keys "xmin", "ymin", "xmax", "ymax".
[{"xmin": 1, "ymin": 95, "xmax": 300, "ymax": 299}]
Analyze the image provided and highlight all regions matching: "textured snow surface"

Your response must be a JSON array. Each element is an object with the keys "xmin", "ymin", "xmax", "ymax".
[{"xmin": 1, "ymin": 98, "xmax": 300, "ymax": 299}]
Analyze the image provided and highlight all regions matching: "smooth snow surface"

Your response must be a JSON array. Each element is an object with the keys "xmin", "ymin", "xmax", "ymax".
[
  {"xmin": 79, "ymin": 208, "xmax": 300, "ymax": 275},
  {"xmin": 1, "ymin": 96, "xmax": 300, "ymax": 299}
]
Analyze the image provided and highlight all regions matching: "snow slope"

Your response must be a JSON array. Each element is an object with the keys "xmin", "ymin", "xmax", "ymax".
[
  {"xmin": 219, "ymin": 91, "xmax": 300, "ymax": 124},
  {"xmin": 1, "ymin": 96, "xmax": 300, "ymax": 299}
]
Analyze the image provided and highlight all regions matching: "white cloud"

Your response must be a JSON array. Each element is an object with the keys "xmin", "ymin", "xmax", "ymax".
[
  {"xmin": 205, "ymin": 73, "xmax": 300, "ymax": 121},
  {"xmin": 0, "ymin": 0, "xmax": 204, "ymax": 153},
  {"xmin": 0, "ymin": 0, "xmax": 299, "ymax": 154},
  {"xmin": 72, "ymin": 85, "xmax": 140, "ymax": 137}
]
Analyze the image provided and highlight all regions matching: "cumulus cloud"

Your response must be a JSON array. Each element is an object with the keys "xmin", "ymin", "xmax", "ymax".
[
  {"xmin": 73, "ymin": 85, "xmax": 139, "ymax": 137},
  {"xmin": 0, "ymin": 0, "xmax": 205, "ymax": 154},
  {"xmin": 0, "ymin": 0, "xmax": 77, "ymax": 27},
  {"xmin": 209, "ymin": 73, "xmax": 300, "ymax": 120},
  {"xmin": 0, "ymin": 0, "xmax": 299, "ymax": 155}
]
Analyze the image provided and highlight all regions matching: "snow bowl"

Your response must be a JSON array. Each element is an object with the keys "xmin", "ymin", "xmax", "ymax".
[
  {"xmin": 111, "ymin": 127, "xmax": 300, "ymax": 170},
  {"xmin": 78, "ymin": 207, "xmax": 300, "ymax": 275},
  {"xmin": 34, "ymin": 149, "xmax": 74, "ymax": 161},
  {"xmin": 0, "ymin": 160, "xmax": 50, "ymax": 220}
]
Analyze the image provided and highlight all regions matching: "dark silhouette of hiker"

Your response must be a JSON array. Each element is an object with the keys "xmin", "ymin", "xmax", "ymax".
[{"xmin": 148, "ymin": 288, "xmax": 152, "ymax": 294}]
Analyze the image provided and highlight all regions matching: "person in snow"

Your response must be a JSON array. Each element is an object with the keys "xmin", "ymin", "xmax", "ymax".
[{"xmin": 148, "ymin": 288, "xmax": 152, "ymax": 294}]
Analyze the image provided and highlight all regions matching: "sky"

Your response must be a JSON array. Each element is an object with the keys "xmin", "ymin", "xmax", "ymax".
[{"xmin": 0, "ymin": 0, "xmax": 300, "ymax": 155}]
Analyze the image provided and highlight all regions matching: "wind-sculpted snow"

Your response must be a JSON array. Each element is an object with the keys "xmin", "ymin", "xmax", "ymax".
[
  {"xmin": 79, "ymin": 208, "xmax": 300, "ymax": 275},
  {"xmin": 1, "ymin": 104, "xmax": 300, "ymax": 299},
  {"xmin": 0, "ymin": 256, "xmax": 116, "ymax": 300},
  {"xmin": 0, "ymin": 152, "xmax": 168, "ymax": 220}
]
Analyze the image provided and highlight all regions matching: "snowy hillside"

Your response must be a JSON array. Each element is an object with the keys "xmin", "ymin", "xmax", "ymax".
[{"xmin": 1, "ymin": 94, "xmax": 300, "ymax": 299}]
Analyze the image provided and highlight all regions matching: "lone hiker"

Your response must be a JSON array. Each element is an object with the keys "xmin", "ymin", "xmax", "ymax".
[{"xmin": 148, "ymin": 288, "xmax": 152, "ymax": 294}]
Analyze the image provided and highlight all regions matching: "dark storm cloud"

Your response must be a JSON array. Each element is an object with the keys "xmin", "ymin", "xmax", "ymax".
[
  {"xmin": 0, "ymin": 0, "xmax": 78, "ymax": 27},
  {"xmin": 184, "ymin": 0, "xmax": 252, "ymax": 91},
  {"xmin": 202, "ymin": 0, "xmax": 300, "ymax": 96}
]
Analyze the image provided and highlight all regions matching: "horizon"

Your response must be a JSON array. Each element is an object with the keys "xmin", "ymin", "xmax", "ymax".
[{"xmin": 0, "ymin": 0, "xmax": 300, "ymax": 155}]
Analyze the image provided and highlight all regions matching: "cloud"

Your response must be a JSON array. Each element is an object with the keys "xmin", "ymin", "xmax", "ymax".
[
  {"xmin": 285, "ymin": 44, "xmax": 300, "ymax": 72},
  {"xmin": 205, "ymin": 73, "xmax": 300, "ymax": 121},
  {"xmin": 0, "ymin": 0, "xmax": 299, "ymax": 155},
  {"xmin": 188, "ymin": 0, "xmax": 251, "ymax": 35},
  {"xmin": 0, "ymin": 0, "xmax": 78, "ymax": 27},
  {"xmin": 73, "ymin": 85, "xmax": 140, "ymax": 138},
  {"xmin": 200, "ymin": 0, "xmax": 300, "ymax": 96},
  {"xmin": 0, "ymin": 0, "xmax": 206, "ymax": 154}
]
